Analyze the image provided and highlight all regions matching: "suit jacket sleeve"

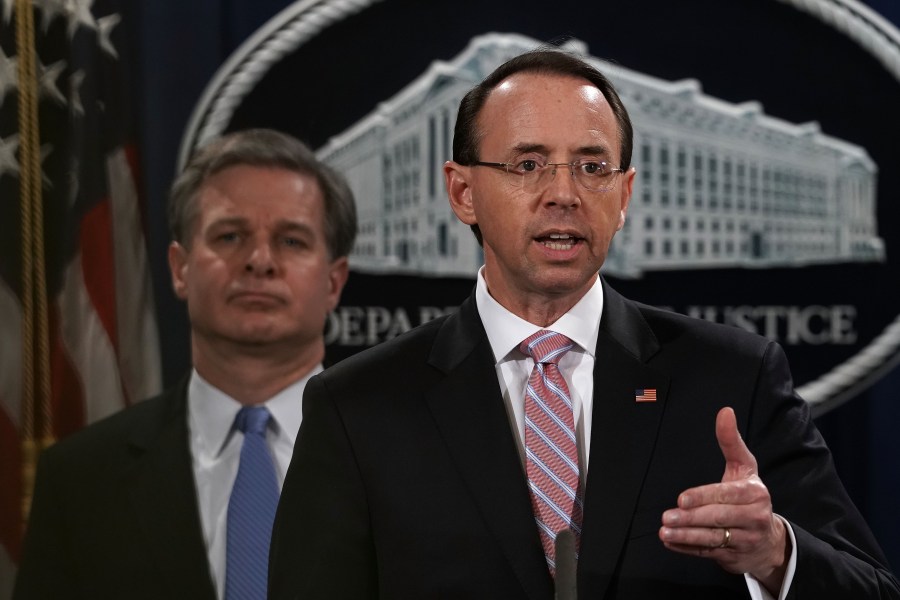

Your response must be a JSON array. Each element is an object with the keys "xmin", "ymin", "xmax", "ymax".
[
  {"xmin": 269, "ymin": 373, "xmax": 378, "ymax": 599},
  {"xmin": 747, "ymin": 342, "xmax": 899, "ymax": 598}
]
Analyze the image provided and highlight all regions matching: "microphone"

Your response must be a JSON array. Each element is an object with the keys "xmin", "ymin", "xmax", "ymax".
[{"xmin": 554, "ymin": 528, "xmax": 577, "ymax": 600}]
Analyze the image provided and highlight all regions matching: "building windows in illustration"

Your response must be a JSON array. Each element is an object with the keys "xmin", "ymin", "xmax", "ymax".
[{"xmin": 317, "ymin": 32, "xmax": 883, "ymax": 278}]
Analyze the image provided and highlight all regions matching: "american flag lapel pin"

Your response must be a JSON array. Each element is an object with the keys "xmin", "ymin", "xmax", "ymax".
[{"xmin": 635, "ymin": 388, "xmax": 657, "ymax": 402}]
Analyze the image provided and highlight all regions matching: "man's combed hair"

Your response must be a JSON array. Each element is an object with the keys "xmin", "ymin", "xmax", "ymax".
[
  {"xmin": 453, "ymin": 48, "xmax": 633, "ymax": 169},
  {"xmin": 168, "ymin": 128, "xmax": 358, "ymax": 259}
]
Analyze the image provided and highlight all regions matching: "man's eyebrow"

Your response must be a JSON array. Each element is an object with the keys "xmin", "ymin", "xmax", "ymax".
[
  {"xmin": 510, "ymin": 143, "xmax": 612, "ymax": 156},
  {"xmin": 207, "ymin": 216, "xmax": 247, "ymax": 230},
  {"xmin": 574, "ymin": 145, "xmax": 611, "ymax": 156},
  {"xmin": 511, "ymin": 143, "xmax": 550, "ymax": 155},
  {"xmin": 205, "ymin": 218, "xmax": 315, "ymax": 235},
  {"xmin": 275, "ymin": 221, "xmax": 316, "ymax": 235}
]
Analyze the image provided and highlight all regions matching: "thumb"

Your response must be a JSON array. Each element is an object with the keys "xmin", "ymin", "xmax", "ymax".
[{"xmin": 716, "ymin": 406, "xmax": 757, "ymax": 481}]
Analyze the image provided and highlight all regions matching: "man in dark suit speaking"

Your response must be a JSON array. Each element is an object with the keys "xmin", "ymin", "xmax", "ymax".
[
  {"xmin": 14, "ymin": 128, "xmax": 357, "ymax": 600},
  {"xmin": 269, "ymin": 50, "xmax": 899, "ymax": 599}
]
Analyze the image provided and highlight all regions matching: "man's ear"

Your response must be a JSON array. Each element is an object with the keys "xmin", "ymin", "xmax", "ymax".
[
  {"xmin": 443, "ymin": 161, "xmax": 477, "ymax": 226},
  {"xmin": 168, "ymin": 241, "xmax": 189, "ymax": 300},
  {"xmin": 325, "ymin": 256, "xmax": 350, "ymax": 313},
  {"xmin": 616, "ymin": 167, "xmax": 636, "ymax": 231}
]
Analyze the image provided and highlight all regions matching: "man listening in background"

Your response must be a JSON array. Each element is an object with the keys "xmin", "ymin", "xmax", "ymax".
[{"xmin": 15, "ymin": 128, "xmax": 357, "ymax": 600}]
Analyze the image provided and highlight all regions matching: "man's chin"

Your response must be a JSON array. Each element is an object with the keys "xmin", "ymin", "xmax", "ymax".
[
  {"xmin": 226, "ymin": 324, "xmax": 291, "ymax": 348},
  {"xmin": 530, "ymin": 267, "xmax": 599, "ymax": 296}
]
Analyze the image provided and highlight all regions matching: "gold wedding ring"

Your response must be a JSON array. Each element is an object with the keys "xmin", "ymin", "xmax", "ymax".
[{"xmin": 718, "ymin": 527, "xmax": 732, "ymax": 549}]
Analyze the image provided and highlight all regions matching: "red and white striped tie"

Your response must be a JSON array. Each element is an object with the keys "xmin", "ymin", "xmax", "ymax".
[{"xmin": 519, "ymin": 330, "xmax": 583, "ymax": 575}]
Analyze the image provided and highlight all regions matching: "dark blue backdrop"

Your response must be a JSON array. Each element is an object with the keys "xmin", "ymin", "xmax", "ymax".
[{"xmin": 125, "ymin": 0, "xmax": 900, "ymax": 573}]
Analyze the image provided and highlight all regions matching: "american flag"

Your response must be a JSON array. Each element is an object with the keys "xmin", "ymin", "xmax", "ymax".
[
  {"xmin": 0, "ymin": 0, "xmax": 161, "ymax": 590},
  {"xmin": 635, "ymin": 388, "xmax": 657, "ymax": 402}
]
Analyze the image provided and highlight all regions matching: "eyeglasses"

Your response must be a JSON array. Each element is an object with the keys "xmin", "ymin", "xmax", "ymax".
[{"xmin": 472, "ymin": 158, "xmax": 625, "ymax": 193}]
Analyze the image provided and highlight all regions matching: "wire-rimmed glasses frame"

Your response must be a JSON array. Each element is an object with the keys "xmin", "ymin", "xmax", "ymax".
[{"xmin": 472, "ymin": 159, "xmax": 625, "ymax": 193}]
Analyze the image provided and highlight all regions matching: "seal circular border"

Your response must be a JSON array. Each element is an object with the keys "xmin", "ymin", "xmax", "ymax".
[{"xmin": 178, "ymin": 0, "xmax": 900, "ymax": 414}]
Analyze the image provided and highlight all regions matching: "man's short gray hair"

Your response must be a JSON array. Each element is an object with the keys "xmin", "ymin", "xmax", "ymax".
[{"xmin": 168, "ymin": 128, "xmax": 358, "ymax": 259}]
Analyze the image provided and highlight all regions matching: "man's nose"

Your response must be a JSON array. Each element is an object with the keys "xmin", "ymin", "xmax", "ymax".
[
  {"xmin": 244, "ymin": 240, "xmax": 276, "ymax": 275},
  {"xmin": 544, "ymin": 163, "xmax": 581, "ymax": 208}
]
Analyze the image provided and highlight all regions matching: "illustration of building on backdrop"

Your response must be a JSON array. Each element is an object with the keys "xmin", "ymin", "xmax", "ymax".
[{"xmin": 316, "ymin": 32, "xmax": 884, "ymax": 278}]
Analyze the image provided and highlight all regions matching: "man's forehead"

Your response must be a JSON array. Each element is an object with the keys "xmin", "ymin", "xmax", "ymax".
[
  {"xmin": 489, "ymin": 72, "xmax": 606, "ymax": 103},
  {"xmin": 195, "ymin": 176, "xmax": 324, "ymax": 223},
  {"xmin": 198, "ymin": 166, "xmax": 322, "ymax": 202},
  {"xmin": 477, "ymin": 72, "xmax": 617, "ymax": 152}
]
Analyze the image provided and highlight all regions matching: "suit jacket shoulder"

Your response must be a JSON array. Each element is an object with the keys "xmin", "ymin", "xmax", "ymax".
[
  {"xmin": 36, "ymin": 383, "xmax": 181, "ymax": 468},
  {"xmin": 14, "ymin": 375, "xmax": 216, "ymax": 600}
]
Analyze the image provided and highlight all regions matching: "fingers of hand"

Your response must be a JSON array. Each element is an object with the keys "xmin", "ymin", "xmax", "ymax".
[
  {"xmin": 677, "ymin": 477, "xmax": 768, "ymax": 510},
  {"xmin": 661, "ymin": 513, "xmax": 787, "ymax": 579},
  {"xmin": 660, "ymin": 525, "xmax": 735, "ymax": 554},
  {"xmin": 660, "ymin": 478, "xmax": 773, "ymax": 553}
]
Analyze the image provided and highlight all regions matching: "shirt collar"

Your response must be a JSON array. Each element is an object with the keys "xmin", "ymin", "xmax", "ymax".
[
  {"xmin": 188, "ymin": 364, "xmax": 322, "ymax": 456},
  {"xmin": 475, "ymin": 266, "xmax": 604, "ymax": 363}
]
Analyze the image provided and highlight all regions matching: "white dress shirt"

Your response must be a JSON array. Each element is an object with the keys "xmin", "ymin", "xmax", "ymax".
[
  {"xmin": 187, "ymin": 366, "xmax": 320, "ymax": 600},
  {"xmin": 473, "ymin": 268, "xmax": 794, "ymax": 600},
  {"xmin": 475, "ymin": 269, "xmax": 602, "ymax": 478}
]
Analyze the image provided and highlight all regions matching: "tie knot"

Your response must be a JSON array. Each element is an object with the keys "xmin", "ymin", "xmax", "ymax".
[
  {"xmin": 519, "ymin": 330, "xmax": 573, "ymax": 365},
  {"xmin": 234, "ymin": 406, "xmax": 271, "ymax": 436}
]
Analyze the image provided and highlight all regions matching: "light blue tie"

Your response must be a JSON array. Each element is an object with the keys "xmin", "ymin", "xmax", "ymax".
[{"xmin": 225, "ymin": 406, "xmax": 279, "ymax": 600}]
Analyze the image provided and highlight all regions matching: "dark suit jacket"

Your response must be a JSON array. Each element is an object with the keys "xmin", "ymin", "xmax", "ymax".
[
  {"xmin": 270, "ymin": 281, "xmax": 899, "ymax": 599},
  {"xmin": 13, "ymin": 376, "xmax": 217, "ymax": 600}
]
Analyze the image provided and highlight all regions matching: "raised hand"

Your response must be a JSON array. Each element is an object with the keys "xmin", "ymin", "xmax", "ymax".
[{"xmin": 659, "ymin": 407, "xmax": 790, "ymax": 594}]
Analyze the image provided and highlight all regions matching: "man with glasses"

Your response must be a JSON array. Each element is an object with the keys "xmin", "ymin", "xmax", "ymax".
[{"xmin": 270, "ymin": 50, "xmax": 898, "ymax": 599}]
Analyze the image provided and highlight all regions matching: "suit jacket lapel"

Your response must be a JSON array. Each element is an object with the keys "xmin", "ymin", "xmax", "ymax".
[
  {"xmin": 578, "ymin": 280, "xmax": 670, "ymax": 595},
  {"xmin": 425, "ymin": 294, "xmax": 554, "ymax": 600},
  {"xmin": 126, "ymin": 378, "xmax": 217, "ymax": 600}
]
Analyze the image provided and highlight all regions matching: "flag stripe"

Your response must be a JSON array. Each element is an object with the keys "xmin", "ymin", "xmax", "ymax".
[
  {"xmin": 80, "ymin": 198, "xmax": 119, "ymax": 352},
  {"xmin": 107, "ymin": 148, "xmax": 161, "ymax": 404},
  {"xmin": 0, "ymin": 403, "xmax": 22, "ymax": 562},
  {"xmin": 58, "ymin": 252, "xmax": 127, "ymax": 425},
  {"xmin": 0, "ymin": 282, "xmax": 23, "ymax": 428},
  {"xmin": 48, "ymin": 305, "xmax": 87, "ymax": 439}
]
